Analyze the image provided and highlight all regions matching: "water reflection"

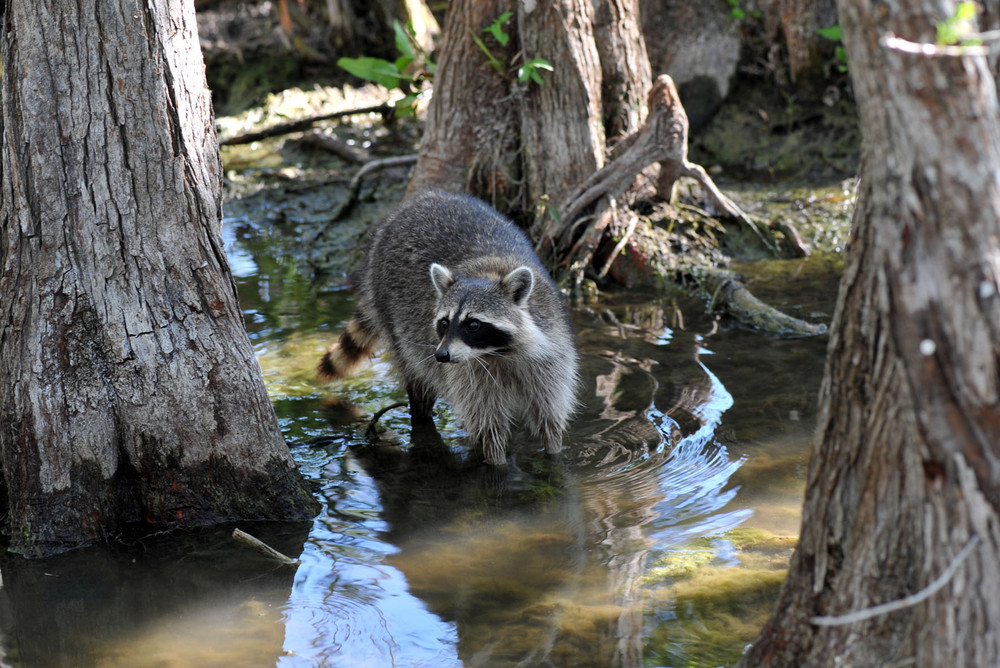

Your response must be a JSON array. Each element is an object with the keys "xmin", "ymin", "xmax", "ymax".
[
  {"xmin": 0, "ymin": 524, "xmax": 309, "ymax": 667},
  {"xmin": 274, "ymin": 301, "xmax": 759, "ymax": 667},
  {"xmin": 0, "ymin": 216, "xmax": 830, "ymax": 666}
]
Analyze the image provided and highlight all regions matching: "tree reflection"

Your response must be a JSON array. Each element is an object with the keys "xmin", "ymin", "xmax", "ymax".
[{"xmin": 0, "ymin": 524, "xmax": 310, "ymax": 666}]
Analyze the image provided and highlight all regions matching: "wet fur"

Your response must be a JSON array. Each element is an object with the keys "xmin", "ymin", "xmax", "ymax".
[{"xmin": 319, "ymin": 190, "xmax": 578, "ymax": 465}]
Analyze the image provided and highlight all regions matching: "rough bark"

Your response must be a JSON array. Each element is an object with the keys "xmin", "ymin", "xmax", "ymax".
[
  {"xmin": 0, "ymin": 1, "xmax": 314, "ymax": 557},
  {"xmin": 741, "ymin": 0, "xmax": 1000, "ymax": 664},
  {"xmin": 771, "ymin": 0, "xmax": 839, "ymax": 83},
  {"xmin": 407, "ymin": 0, "xmax": 650, "ymax": 221},
  {"xmin": 405, "ymin": 0, "xmax": 520, "ymax": 208}
]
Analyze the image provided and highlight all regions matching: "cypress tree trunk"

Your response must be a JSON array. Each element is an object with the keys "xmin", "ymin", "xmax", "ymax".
[
  {"xmin": 0, "ymin": 1, "xmax": 314, "ymax": 557},
  {"xmin": 741, "ymin": 0, "xmax": 1000, "ymax": 663},
  {"xmin": 407, "ymin": 0, "xmax": 650, "ymax": 222}
]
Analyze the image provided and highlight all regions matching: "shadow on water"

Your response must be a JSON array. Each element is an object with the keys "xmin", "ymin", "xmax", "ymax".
[{"xmin": 0, "ymin": 198, "xmax": 837, "ymax": 666}]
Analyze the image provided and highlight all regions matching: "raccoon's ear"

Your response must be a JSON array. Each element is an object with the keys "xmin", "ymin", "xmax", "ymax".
[
  {"xmin": 501, "ymin": 266, "xmax": 534, "ymax": 306},
  {"xmin": 429, "ymin": 263, "xmax": 455, "ymax": 295}
]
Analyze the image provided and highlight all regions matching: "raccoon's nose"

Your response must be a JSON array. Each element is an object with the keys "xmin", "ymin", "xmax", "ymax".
[{"xmin": 434, "ymin": 349, "xmax": 451, "ymax": 363}]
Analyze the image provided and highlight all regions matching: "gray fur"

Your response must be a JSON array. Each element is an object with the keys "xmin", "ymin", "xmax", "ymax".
[{"xmin": 329, "ymin": 189, "xmax": 578, "ymax": 465}]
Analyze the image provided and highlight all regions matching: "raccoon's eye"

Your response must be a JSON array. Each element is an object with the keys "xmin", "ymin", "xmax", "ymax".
[
  {"xmin": 437, "ymin": 317, "xmax": 449, "ymax": 335},
  {"xmin": 465, "ymin": 319, "xmax": 481, "ymax": 332}
]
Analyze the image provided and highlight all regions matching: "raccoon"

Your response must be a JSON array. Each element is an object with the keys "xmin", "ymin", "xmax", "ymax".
[{"xmin": 319, "ymin": 189, "xmax": 578, "ymax": 465}]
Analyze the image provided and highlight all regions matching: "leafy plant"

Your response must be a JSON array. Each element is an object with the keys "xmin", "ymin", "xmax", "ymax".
[
  {"xmin": 472, "ymin": 11, "xmax": 513, "ymax": 75},
  {"xmin": 518, "ymin": 58, "xmax": 554, "ymax": 85},
  {"xmin": 725, "ymin": 0, "xmax": 761, "ymax": 21},
  {"xmin": 472, "ymin": 11, "xmax": 553, "ymax": 86},
  {"xmin": 937, "ymin": 1, "xmax": 981, "ymax": 46},
  {"xmin": 483, "ymin": 11, "xmax": 514, "ymax": 47},
  {"xmin": 817, "ymin": 24, "xmax": 848, "ymax": 73},
  {"xmin": 336, "ymin": 20, "xmax": 434, "ymax": 117}
]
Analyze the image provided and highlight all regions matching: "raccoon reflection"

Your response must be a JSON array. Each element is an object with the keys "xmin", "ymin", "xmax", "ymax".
[{"xmin": 319, "ymin": 189, "xmax": 578, "ymax": 465}]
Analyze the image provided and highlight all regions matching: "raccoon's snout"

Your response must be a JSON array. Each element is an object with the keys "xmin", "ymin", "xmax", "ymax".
[{"xmin": 434, "ymin": 348, "xmax": 452, "ymax": 363}]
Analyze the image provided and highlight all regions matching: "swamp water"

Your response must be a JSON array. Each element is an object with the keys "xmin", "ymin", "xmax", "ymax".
[{"xmin": 0, "ymin": 178, "xmax": 846, "ymax": 666}]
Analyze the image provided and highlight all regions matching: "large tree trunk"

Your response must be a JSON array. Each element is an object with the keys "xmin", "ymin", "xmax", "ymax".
[
  {"xmin": 0, "ymin": 1, "xmax": 314, "ymax": 557},
  {"xmin": 742, "ymin": 0, "xmax": 1000, "ymax": 664},
  {"xmin": 407, "ymin": 0, "xmax": 650, "ymax": 222}
]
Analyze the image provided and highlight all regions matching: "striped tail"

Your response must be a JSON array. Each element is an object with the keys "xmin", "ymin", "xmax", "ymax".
[{"xmin": 318, "ymin": 312, "xmax": 380, "ymax": 380}]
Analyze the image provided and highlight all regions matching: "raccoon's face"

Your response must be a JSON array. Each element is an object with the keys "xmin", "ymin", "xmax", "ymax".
[{"xmin": 428, "ymin": 263, "xmax": 534, "ymax": 363}]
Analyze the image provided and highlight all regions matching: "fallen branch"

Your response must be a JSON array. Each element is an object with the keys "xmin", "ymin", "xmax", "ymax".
[
  {"xmin": 366, "ymin": 401, "xmax": 408, "ymax": 441},
  {"xmin": 219, "ymin": 103, "xmax": 392, "ymax": 146},
  {"xmin": 232, "ymin": 528, "xmax": 300, "ymax": 566},
  {"xmin": 297, "ymin": 129, "xmax": 370, "ymax": 164},
  {"xmin": 703, "ymin": 272, "xmax": 827, "ymax": 336}
]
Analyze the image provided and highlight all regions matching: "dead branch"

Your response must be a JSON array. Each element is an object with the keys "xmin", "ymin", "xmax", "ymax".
[
  {"xmin": 219, "ymin": 103, "xmax": 392, "ymax": 146},
  {"xmin": 297, "ymin": 129, "xmax": 370, "ymax": 164},
  {"xmin": 232, "ymin": 528, "xmax": 300, "ymax": 566},
  {"xmin": 309, "ymin": 154, "xmax": 419, "ymax": 245},
  {"xmin": 704, "ymin": 273, "xmax": 827, "ymax": 336}
]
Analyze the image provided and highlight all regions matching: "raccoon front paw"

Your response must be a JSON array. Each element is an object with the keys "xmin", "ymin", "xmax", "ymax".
[{"xmin": 482, "ymin": 440, "xmax": 508, "ymax": 466}]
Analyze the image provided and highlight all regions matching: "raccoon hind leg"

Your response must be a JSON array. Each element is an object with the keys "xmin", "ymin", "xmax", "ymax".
[{"xmin": 318, "ymin": 310, "xmax": 380, "ymax": 379}]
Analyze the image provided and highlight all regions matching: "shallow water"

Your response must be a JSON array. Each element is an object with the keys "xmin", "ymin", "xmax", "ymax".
[{"xmin": 0, "ymin": 200, "xmax": 840, "ymax": 667}]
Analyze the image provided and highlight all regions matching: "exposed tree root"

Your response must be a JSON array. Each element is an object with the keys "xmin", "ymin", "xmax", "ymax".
[
  {"xmin": 536, "ymin": 75, "xmax": 776, "ymax": 286},
  {"xmin": 534, "ymin": 75, "xmax": 824, "ymax": 337}
]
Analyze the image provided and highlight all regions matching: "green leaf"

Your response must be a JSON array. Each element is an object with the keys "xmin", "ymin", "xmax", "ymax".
[
  {"xmin": 817, "ymin": 24, "xmax": 843, "ymax": 41},
  {"xmin": 471, "ymin": 32, "xmax": 505, "ymax": 74},
  {"xmin": 937, "ymin": 2, "xmax": 978, "ymax": 45},
  {"xmin": 835, "ymin": 46, "xmax": 848, "ymax": 72},
  {"xmin": 394, "ymin": 94, "xmax": 419, "ymax": 117},
  {"xmin": 483, "ymin": 11, "xmax": 514, "ymax": 47},
  {"xmin": 337, "ymin": 57, "xmax": 409, "ymax": 88},
  {"xmin": 955, "ymin": 1, "xmax": 977, "ymax": 21},
  {"xmin": 394, "ymin": 55, "xmax": 415, "ymax": 72},
  {"xmin": 393, "ymin": 20, "xmax": 415, "ymax": 58},
  {"xmin": 518, "ymin": 59, "xmax": 553, "ymax": 84}
]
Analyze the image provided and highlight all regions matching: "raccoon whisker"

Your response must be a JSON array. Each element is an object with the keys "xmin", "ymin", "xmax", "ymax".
[
  {"xmin": 473, "ymin": 356, "xmax": 500, "ymax": 388},
  {"xmin": 397, "ymin": 337, "xmax": 436, "ymax": 349},
  {"xmin": 416, "ymin": 352, "xmax": 437, "ymax": 365}
]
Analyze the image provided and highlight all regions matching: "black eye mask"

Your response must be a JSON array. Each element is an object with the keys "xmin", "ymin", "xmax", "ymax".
[{"xmin": 458, "ymin": 318, "xmax": 513, "ymax": 351}]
